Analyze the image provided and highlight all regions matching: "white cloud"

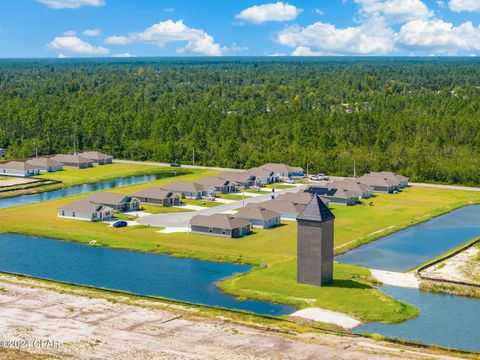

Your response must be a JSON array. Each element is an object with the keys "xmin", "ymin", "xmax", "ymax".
[
  {"xmin": 48, "ymin": 35, "xmax": 110, "ymax": 55},
  {"xmin": 63, "ymin": 30, "xmax": 76, "ymax": 36},
  {"xmin": 83, "ymin": 28, "xmax": 101, "ymax": 36},
  {"xmin": 164, "ymin": 7, "xmax": 175, "ymax": 12},
  {"xmin": 57, "ymin": 54, "xmax": 68, "ymax": 58},
  {"xmin": 235, "ymin": 2, "xmax": 302, "ymax": 24},
  {"xmin": 37, "ymin": 0, "xmax": 105, "ymax": 9},
  {"xmin": 314, "ymin": 8, "xmax": 325, "ymax": 15},
  {"xmin": 277, "ymin": 14, "xmax": 395, "ymax": 55},
  {"xmin": 448, "ymin": 0, "xmax": 480, "ymax": 12},
  {"xmin": 355, "ymin": 0, "xmax": 433, "ymax": 23},
  {"xmin": 105, "ymin": 20, "xmax": 224, "ymax": 56},
  {"xmin": 112, "ymin": 53, "xmax": 136, "ymax": 57},
  {"xmin": 397, "ymin": 19, "xmax": 480, "ymax": 53}
]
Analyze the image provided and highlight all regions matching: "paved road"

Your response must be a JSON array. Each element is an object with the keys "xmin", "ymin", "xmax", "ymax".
[
  {"xmin": 137, "ymin": 186, "xmax": 305, "ymax": 227},
  {"xmin": 114, "ymin": 159, "xmax": 243, "ymax": 172}
]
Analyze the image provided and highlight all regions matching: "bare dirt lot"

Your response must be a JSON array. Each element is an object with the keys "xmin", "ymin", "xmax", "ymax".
[
  {"xmin": 0, "ymin": 275, "xmax": 467, "ymax": 360},
  {"xmin": 420, "ymin": 246, "xmax": 480, "ymax": 285}
]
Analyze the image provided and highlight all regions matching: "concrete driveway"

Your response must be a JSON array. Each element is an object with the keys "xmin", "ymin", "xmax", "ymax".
[{"xmin": 137, "ymin": 186, "xmax": 305, "ymax": 228}]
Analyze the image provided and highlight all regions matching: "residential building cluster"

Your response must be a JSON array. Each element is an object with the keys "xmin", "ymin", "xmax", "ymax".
[{"xmin": 0, "ymin": 151, "xmax": 113, "ymax": 177}]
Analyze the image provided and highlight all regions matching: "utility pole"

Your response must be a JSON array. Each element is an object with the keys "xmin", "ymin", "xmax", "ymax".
[
  {"xmin": 306, "ymin": 162, "xmax": 314, "ymax": 179},
  {"xmin": 192, "ymin": 148, "xmax": 195, "ymax": 166},
  {"xmin": 353, "ymin": 159, "xmax": 357, "ymax": 178}
]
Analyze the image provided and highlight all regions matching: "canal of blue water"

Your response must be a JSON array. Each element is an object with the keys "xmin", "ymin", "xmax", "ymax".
[
  {"xmin": 0, "ymin": 233, "xmax": 293, "ymax": 316},
  {"xmin": 0, "ymin": 173, "xmax": 173, "ymax": 209}
]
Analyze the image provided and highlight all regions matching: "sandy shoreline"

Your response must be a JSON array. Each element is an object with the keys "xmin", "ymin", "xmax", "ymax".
[{"xmin": 0, "ymin": 274, "xmax": 465, "ymax": 360}]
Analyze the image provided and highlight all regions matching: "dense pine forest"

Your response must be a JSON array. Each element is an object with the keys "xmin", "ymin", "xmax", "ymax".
[{"xmin": 1, "ymin": 57, "xmax": 479, "ymax": 185}]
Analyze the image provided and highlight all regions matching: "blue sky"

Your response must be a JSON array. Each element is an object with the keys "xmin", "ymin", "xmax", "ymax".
[{"xmin": 0, "ymin": 0, "xmax": 480, "ymax": 57}]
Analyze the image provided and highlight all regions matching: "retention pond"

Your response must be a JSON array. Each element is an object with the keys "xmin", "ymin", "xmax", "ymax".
[{"xmin": 0, "ymin": 233, "xmax": 294, "ymax": 316}]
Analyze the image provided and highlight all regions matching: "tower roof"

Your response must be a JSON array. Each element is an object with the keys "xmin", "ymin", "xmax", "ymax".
[{"xmin": 296, "ymin": 195, "xmax": 335, "ymax": 222}]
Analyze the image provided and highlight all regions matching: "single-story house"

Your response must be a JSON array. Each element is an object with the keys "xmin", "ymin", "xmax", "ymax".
[
  {"xmin": 0, "ymin": 148, "xmax": 6, "ymax": 157},
  {"xmin": 52, "ymin": 154, "xmax": 93, "ymax": 169},
  {"xmin": 256, "ymin": 199, "xmax": 306, "ymax": 220},
  {"xmin": 133, "ymin": 187, "xmax": 182, "ymax": 206},
  {"xmin": 329, "ymin": 179, "xmax": 374, "ymax": 199},
  {"xmin": 236, "ymin": 205, "xmax": 281, "ymax": 229},
  {"xmin": 196, "ymin": 176, "xmax": 237, "ymax": 194},
  {"xmin": 0, "ymin": 161, "xmax": 40, "ymax": 177},
  {"xmin": 218, "ymin": 172, "xmax": 258, "ymax": 189},
  {"xmin": 275, "ymin": 191, "xmax": 330, "ymax": 207},
  {"xmin": 245, "ymin": 167, "xmax": 279, "ymax": 185},
  {"xmin": 261, "ymin": 163, "xmax": 304, "ymax": 179},
  {"xmin": 304, "ymin": 186, "xmax": 359, "ymax": 206},
  {"xmin": 161, "ymin": 181, "xmax": 216, "ymax": 199},
  {"xmin": 26, "ymin": 157, "xmax": 63, "ymax": 172},
  {"xmin": 190, "ymin": 214, "xmax": 251, "ymax": 238},
  {"xmin": 357, "ymin": 174, "xmax": 398, "ymax": 193},
  {"xmin": 58, "ymin": 199, "xmax": 112, "ymax": 222},
  {"xmin": 79, "ymin": 151, "xmax": 113, "ymax": 165},
  {"xmin": 83, "ymin": 192, "xmax": 140, "ymax": 212},
  {"xmin": 371, "ymin": 171, "xmax": 409, "ymax": 188}
]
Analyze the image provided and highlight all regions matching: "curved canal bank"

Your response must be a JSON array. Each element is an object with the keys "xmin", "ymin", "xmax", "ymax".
[
  {"xmin": 0, "ymin": 233, "xmax": 294, "ymax": 316},
  {"xmin": 0, "ymin": 173, "xmax": 175, "ymax": 209}
]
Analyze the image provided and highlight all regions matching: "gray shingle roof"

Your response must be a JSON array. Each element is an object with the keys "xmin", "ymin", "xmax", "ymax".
[
  {"xmin": 83, "ymin": 192, "xmax": 136, "ymax": 205},
  {"xmin": 218, "ymin": 171, "xmax": 256, "ymax": 183},
  {"xmin": 190, "ymin": 214, "xmax": 250, "ymax": 229},
  {"xmin": 59, "ymin": 199, "xmax": 112, "ymax": 213},
  {"xmin": 236, "ymin": 205, "xmax": 280, "ymax": 221},
  {"xmin": 52, "ymin": 154, "xmax": 93, "ymax": 165},
  {"xmin": 26, "ymin": 157, "xmax": 62, "ymax": 167},
  {"xmin": 161, "ymin": 181, "xmax": 213, "ymax": 193},
  {"xmin": 133, "ymin": 187, "xmax": 180, "ymax": 199},
  {"xmin": 79, "ymin": 151, "xmax": 113, "ymax": 161},
  {"xmin": 196, "ymin": 176, "xmax": 230, "ymax": 187},
  {"xmin": 0, "ymin": 161, "xmax": 39, "ymax": 171},
  {"xmin": 297, "ymin": 195, "xmax": 335, "ymax": 222}
]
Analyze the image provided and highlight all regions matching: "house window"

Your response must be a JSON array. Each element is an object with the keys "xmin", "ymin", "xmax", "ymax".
[
  {"xmin": 209, "ymin": 228, "xmax": 213, "ymax": 233},
  {"xmin": 61, "ymin": 211, "xmax": 64, "ymax": 216},
  {"xmin": 72, "ymin": 212, "xmax": 76, "ymax": 217},
  {"xmin": 92, "ymin": 213, "xmax": 97, "ymax": 218}
]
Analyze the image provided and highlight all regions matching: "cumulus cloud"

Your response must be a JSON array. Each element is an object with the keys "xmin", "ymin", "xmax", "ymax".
[
  {"xmin": 83, "ymin": 28, "xmax": 101, "ymax": 36},
  {"xmin": 235, "ymin": 2, "xmax": 302, "ymax": 24},
  {"xmin": 63, "ymin": 30, "xmax": 76, "ymax": 36},
  {"xmin": 105, "ymin": 20, "xmax": 224, "ymax": 56},
  {"xmin": 37, "ymin": 0, "xmax": 105, "ymax": 9},
  {"xmin": 355, "ymin": 0, "xmax": 433, "ymax": 23},
  {"xmin": 397, "ymin": 19, "xmax": 480, "ymax": 53},
  {"xmin": 448, "ymin": 0, "xmax": 480, "ymax": 11},
  {"xmin": 277, "ymin": 14, "xmax": 395, "ymax": 55},
  {"xmin": 112, "ymin": 53, "xmax": 136, "ymax": 57},
  {"xmin": 48, "ymin": 35, "xmax": 110, "ymax": 55}
]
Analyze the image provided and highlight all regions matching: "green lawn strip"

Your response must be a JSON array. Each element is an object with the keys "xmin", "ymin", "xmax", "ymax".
[
  {"xmin": 264, "ymin": 184, "xmax": 295, "ymax": 190},
  {"xmin": 112, "ymin": 212, "xmax": 139, "ymax": 221},
  {"xmin": 244, "ymin": 189, "xmax": 271, "ymax": 194},
  {"xmin": 140, "ymin": 205, "xmax": 193, "ymax": 214},
  {"xmin": 182, "ymin": 199, "xmax": 223, "ymax": 208},
  {"xmin": 217, "ymin": 193, "xmax": 252, "ymax": 201},
  {"xmin": 218, "ymin": 260, "xmax": 418, "ymax": 323}
]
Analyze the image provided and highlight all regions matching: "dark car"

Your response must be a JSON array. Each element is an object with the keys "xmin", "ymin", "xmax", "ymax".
[
  {"xmin": 170, "ymin": 162, "xmax": 181, "ymax": 167},
  {"xmin": 112, "ymin": 220, "xmax": 128, "ymax": 228}
]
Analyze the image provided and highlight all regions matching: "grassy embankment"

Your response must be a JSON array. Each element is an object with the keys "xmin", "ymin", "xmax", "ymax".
[
  {"xmin": 0, "ymin": 162, "xmax": 186, "ymax": 199},
  {"xmin": 2, "ymin": 181, "xmax": 479, "ymax": 324}
]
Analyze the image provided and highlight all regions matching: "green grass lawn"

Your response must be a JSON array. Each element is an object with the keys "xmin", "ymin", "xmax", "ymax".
[
  {"xmin": 112, "ymin": 212, "xmax": 139, "ymax": 221},
  {"xmin": 217, "ymin": 193, "xmax": 252, "ymax": 201},
  {"xmin": 182, "ymin": 198, "xmax": 223, "ymax": 208},
  {"xmin": 140, "ymin": 204, "xmax": 193, "ymax": 214},
  {"xmin": 264, "ymin": 183, "xmax": 295, "ymax": 190},
  {"xmin": 1, "ymin": 184, "xmax": 479, "ymax": 324},
  {"xmin": 243, "ymin": 189, "xmax": 271, "ymax": 195}
]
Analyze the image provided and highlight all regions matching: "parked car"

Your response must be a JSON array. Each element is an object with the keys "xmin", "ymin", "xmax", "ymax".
[
  {"xmin": 283, "ymin": 178, "xmax": 294, "ymax": 184},
  {"xmin": 112, "ymin": 220, "xmax": 128, "ymax": 228},
  {"xmin": 170, "ymin": 162, "xmax": 181, "ymax": 167},
  {"xmin": 309, "ymin": 175, "xmax": 319, "ymax": 181},
  {"xmin": 317, "ymin": 173, "xmax": 329, "ymax": 181}
]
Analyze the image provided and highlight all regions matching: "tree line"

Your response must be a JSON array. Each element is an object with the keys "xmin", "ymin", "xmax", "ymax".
[{"xmin": 0, "ymin": 57, "xmax": 479, "ymax": 185}]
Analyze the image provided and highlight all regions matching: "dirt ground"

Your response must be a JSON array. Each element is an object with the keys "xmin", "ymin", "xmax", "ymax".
[
  {"xmin": 421, "ymin": 246, "xmax": 480, "ymax": 285},
  {"xmin": 0, "ymin": 275, "xmax": 467, "ymax": 360}
]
